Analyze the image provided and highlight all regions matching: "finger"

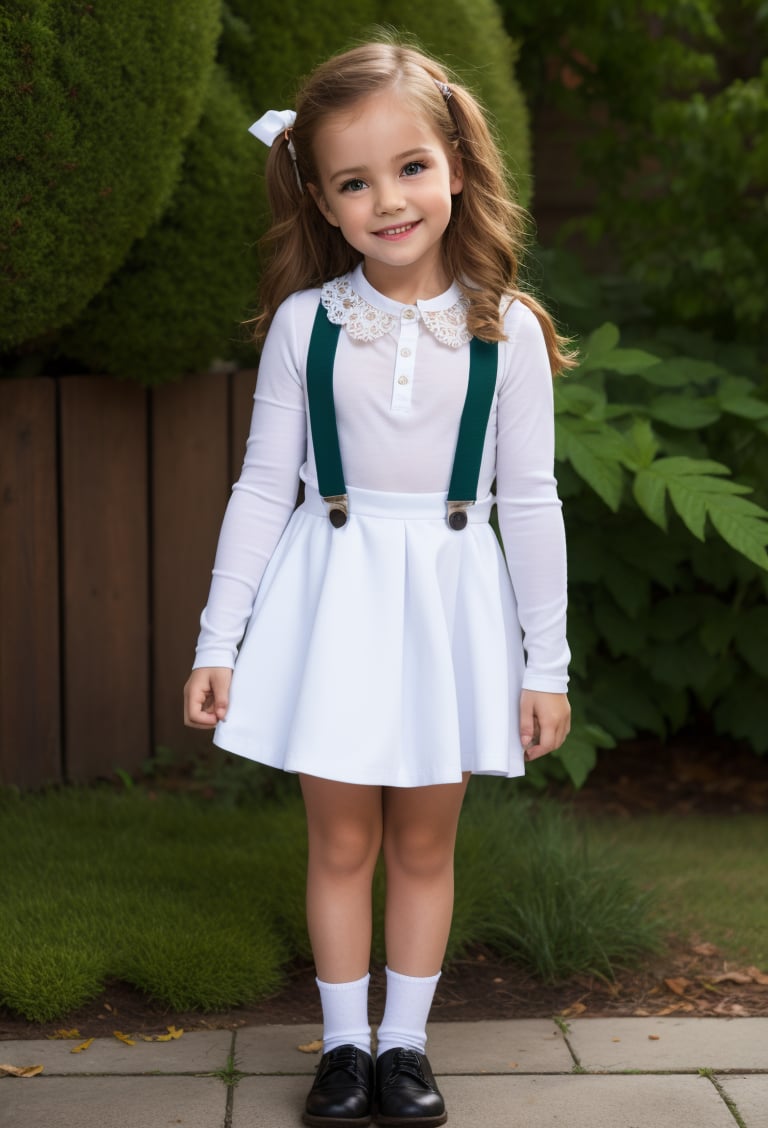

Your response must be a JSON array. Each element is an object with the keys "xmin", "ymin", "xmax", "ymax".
[
  {"xmin": 519, "ymin": 694, "xmax": 535, "ymax": 750},
  {"xmin": 209, "ymin": 670, "xmax": 231, "ymax": 721}
]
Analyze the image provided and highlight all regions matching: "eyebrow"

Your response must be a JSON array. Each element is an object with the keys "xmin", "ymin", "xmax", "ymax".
[{"xmin": 329, "ymin": 148, "xmax": 435, "ymax": 183}]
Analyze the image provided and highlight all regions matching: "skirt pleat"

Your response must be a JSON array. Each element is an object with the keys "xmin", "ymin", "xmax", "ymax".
[{"xmin": 214, "ymin": 485, "xmax": 525, "ymax": 786}]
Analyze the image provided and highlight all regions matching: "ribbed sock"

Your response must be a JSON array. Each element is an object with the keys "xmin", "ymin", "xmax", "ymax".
[
  {"xmin": 375, "ymin": 966, "xmax": 441, "ymax": 1057},
  {"xmin": 316, "ymin": 973, "xmax": 371, "ymax": 1055}
]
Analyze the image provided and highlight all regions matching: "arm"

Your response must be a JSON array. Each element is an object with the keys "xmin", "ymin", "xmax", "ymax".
[
  {"xmin": 185, "ymin": 297, "xmax": 308, "ymax": 722},
  {"xmin": 495, "ymin": 302, "xmax": 571, "ymax": 756}
]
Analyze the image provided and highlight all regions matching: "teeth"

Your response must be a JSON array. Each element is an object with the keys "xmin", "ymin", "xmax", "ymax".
[{"xmin": 381, "ymin": 223, "xmax": 413, "ymax": 235}]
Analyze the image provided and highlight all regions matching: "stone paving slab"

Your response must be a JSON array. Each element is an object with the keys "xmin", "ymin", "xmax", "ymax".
[
  {"xmin": 567, "ymin": 1016, "xmax": 768, "ymax": 1072},
  {"xmin": 232, "ymin": 1076, "xmax": 310, "ymax": 1127},
  {"xmin": 423, "ymin": 1020, "xmax": 572, "ymax": 1073},
  {"xmin": 234, "ymin": 1020, "xmax": 572, "ymax": 1076},
  {"xmin": 0, "ymin": 1075, "xmax": 225, "ymax": 1128},
  {"xmin": 0, "ymin": 1029, "xmax": 232, "ymax": 1075},
  {"xmin": 437, "ymin": 1074, "xmax": 736, "ymax": 1128},
  {"xmin": 718, "ymin": 1075, "xmax": 768, "ymax": 1128},
  {"xmin": 235, "ymin": 1024, "xmax": 322, "ymax": 1074}
]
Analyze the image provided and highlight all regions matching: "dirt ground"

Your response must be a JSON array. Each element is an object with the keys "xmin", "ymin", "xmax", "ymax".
[{"xmin": 2, "ymin": 736, "xmax": 766, "ymax": 1041}]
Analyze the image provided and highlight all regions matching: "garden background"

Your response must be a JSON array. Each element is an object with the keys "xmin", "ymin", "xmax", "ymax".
[{"xmin": 1, "ymin": 0, "xmax": 768, "ymax": 1028}]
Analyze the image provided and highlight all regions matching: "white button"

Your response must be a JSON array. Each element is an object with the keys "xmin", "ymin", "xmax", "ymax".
[
  {"xmin": 403, "ymin": 309, "xmax": 415, "ymax": 319},
  {"xmin": 398, "ymin": 376, "xmax": 409, "ymax": 385},
  {"xmin": 400, "ymin": 348, "xmax": 412, "ymax": 358}
]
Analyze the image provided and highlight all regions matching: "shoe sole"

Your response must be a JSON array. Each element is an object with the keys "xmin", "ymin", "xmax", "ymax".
[
  {"xmin": 374, "ymin": 1114, "xmax": 447, "ymax": 1127},
  {"xmin": 303, "ymin": 1115, "xmax": 372, "ymax": 1127}
]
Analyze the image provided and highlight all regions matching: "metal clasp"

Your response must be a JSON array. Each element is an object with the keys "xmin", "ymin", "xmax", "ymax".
[
  {"xmin": 324, "ymin": 494, "xmax": 348, "ymax": 528},
  {"xmin": 447, "ymin": 500, "xmax": 472, "ymax": 531}
]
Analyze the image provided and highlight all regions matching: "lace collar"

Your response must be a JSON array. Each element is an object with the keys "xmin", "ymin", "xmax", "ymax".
[{"xmin": 320, "ymin": 265, "xmax": 471, "ymax": 349}]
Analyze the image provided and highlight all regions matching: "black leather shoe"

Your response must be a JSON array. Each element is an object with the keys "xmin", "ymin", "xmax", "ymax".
[
  {"xmin": 303, "ymin": 1043, "xmax": 375, "ymax": 1126},
  {"xmin": 375, "ymin": 1047, "xmax": 447, "ymax": 1126}
]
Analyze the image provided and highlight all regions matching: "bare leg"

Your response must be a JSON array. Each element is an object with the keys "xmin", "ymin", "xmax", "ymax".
[
  {"xmin": 300, "ymin": 774, "xmax": 383, "ymax": 983},
  {"xmin": 381, "ymin": 773, "xmax": 470, "ymax": 975}
]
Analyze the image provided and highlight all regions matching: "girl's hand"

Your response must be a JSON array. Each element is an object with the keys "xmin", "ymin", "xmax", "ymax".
[
  {"xmin": 520, "ymin": 689, "xmax": 571, "ymax": 761},
  {"xmin": 184, "ymin": 667, "xmax": 232, "ymax": 729}
]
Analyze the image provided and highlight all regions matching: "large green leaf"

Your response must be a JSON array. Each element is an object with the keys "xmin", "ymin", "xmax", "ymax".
[{"xmin": 648, "ymin": 395, "xmax": 722, "ymax": 429}]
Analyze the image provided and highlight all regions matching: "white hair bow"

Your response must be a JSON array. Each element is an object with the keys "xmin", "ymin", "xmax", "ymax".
[{"xmin": 248, "ymin": 109, "xmax": 301, "ymax": 189}]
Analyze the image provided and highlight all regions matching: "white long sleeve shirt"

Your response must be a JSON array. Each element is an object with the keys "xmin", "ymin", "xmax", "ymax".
[{"xmin": 194, "ymin": 265, "xmax": 570, "ymax": 692}]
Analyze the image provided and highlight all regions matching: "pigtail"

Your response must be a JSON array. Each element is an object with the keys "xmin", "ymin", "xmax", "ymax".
[{"xmin": 439, "ymin": 82, "xmax": 576, "ymax": 377}]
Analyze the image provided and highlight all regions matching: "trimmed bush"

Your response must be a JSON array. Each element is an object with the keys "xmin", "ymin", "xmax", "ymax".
[
  {"xmin": 59, "ymin": 66, "xmax": 260, "ymax": 384},
  {"xmin": 0, "ymin": 0, "xmax": 221, "ymax": 348}
]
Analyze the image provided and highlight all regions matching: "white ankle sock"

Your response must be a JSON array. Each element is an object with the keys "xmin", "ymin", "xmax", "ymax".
[
  {"xmin": 316, "ymin": 973, "xmax": 371, "ymax": 1055},
  {"xmin": 375, "ymin": 966, "xmax": 441, "ymax": 1057}
]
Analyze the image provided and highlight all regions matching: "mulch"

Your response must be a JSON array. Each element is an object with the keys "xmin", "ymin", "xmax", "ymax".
[{"xmin": 2, "ymin": 733, "xmax": 766, "ymax": 1041}]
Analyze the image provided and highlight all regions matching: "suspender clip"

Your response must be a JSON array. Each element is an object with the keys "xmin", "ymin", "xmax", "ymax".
[
  {"xmin": 325, "ymin": 494, "xmax": 349, "ymax": 528},
  {"xmin": 447, "ymin": 500, "xmax": 472, "ymax": 531}
]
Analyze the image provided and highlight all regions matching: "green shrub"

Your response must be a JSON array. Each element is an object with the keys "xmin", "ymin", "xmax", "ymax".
[
  {"xmin": 59, "ymin": 66, "xmax": 260, "ymax": 384},
  {"xmin": 527, "ymin": 251, "xmax": 768, "ymax": 790},
  {"xmin": 0, "ymin": 0, "xmax": 221, "ymax": 348},
  {"xmin": 498, "ymin": 0, "xmax": 768, "ymax": 340}
]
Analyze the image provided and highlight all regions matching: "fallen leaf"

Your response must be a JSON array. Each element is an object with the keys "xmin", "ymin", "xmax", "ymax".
[
  {"xmin": 655, "ymin": 1005, "xmax": 683, "ymax": 1016},
  {"xmin": 0, "ymin": 1064, "xmax": 44, "ymax": 1077},
  {"xmin": 612, "ymin": 1038, "xmax": 621, "ymax": 1043},
  {"xmin": 507, "ymin": 1062, "xmax": 519, "ymax": 1069},
  {"xmin": 664, "ymin": 977, "xmax": 692, "ymax": 997},
  {"xmin": 746, "ymin": 966, "xmax": 768, "ymax": 986},
  {"xmin": 691, "ymin": 942, "xmax": 720, "ymax": 957},
  {"xmin": 70, "ymin": 1039, "xmax": 94, "ymax": 1054},
  {"xmin": 297, "ymin": 1039, "xmax": 323, "ymax": 1054},
  {"xmin": 648, "ymin": 1034, "xmax": 660, "ymax": 1041},
  {"xmin": 155, "ymin": 1026, "xmax": 184, "ymax": 1042},
  {"xmin": 113, "ymin": 1031, "xmax": 136, "ymax": 1046},
  {"xmin": 48, "ymin": 1029, "xmax": 81, "ymax": 1040},
  {"xmin": 104, "ymin": 1003, "xmax": 115, "ymax": 1013},
  {"xmin": 560, "ymin": 1002, "xmax": 587, "ymax": 1018},
  {"xmin": 714, "ymin": 1001, "xmax": 749, "ymax": 1017},
  {"xmin": 711, "ymin": 971, "xmax": 752, "ymax": 985},
  {"xmin": 493, "ymin": 977, "xmax": 504, "ymax": 984},
  {"xmin": 633, "ymin": 1009, "xmax": 650, "ymax": 1016}
]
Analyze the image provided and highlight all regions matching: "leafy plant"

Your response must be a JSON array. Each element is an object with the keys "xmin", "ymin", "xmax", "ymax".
[{"xmin": 535, "ymin": 253, "xmax": 768, "ymax": 788}]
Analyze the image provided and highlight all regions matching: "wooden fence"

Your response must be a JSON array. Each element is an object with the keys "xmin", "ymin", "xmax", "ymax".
[{"xmin": 0, "ymin": 370, "xmax": 258, "ymax": 787}]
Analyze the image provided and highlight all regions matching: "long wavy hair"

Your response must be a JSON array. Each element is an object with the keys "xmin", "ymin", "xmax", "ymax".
[{"xmin": 251, "ymin": 41, "xmax": 575, "ymax": 375}]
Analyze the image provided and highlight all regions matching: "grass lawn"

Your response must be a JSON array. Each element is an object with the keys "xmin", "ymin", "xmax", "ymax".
[
  {"xmin": 1, "ymin": 781, "xmax": 765, "ymax": 1022},
  {"xmin": 585, "ymin": 813, "xmax": 768, "ymax": 967}
]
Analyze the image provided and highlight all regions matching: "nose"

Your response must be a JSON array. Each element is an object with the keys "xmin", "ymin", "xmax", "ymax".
[{"xmin": 374, "ymin": 179, "xmax": 406, "ymax": 215}]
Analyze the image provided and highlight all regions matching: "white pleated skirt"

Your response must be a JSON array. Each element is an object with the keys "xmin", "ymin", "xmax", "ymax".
[{"xmin": 214, "ymin": 484, "xmax": 526, "ymax": 787}]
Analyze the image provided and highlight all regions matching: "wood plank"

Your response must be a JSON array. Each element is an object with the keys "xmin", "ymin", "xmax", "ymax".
[
  {"xmin": 0, "ymin": 380, "xmax": 62, "ymax": 787},
  {"xmin": 152, "ymin": 371, "xmax": 231, "ymax": 760},
  {"xmin": 60, "ymin": 378, "xmax": 149, "ymax": 781}
]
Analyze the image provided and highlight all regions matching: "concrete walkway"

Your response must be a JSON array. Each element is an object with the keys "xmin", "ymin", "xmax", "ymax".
[{"xmin": 2, "ymin": 1018, "xmax": 767, "ymax": 1127}]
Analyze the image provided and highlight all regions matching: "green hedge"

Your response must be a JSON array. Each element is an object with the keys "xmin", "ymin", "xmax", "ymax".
[
  {"xmin": 58, "ymin": 66, "xmax": 259, "ymax": 384},
  {"xmin": 0, "ymin": 0, "xmax": 221, "ymax": 349}
]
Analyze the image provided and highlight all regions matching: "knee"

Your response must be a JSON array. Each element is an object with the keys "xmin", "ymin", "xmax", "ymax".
[
  {"xmin": 310, "ymin": 819, "xmax": 381, "ymax": 878},
  {"xmin": 383, "ymin": 823, "xmax": 455, "ymax": 881}
]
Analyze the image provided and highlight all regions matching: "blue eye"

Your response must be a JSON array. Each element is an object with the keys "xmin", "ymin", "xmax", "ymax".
[
  {"xmin": 340, "ymin": 178, "xmax": 367, "ymax": 193},
  {"xmin": 402, "ymin": 161, "xmax": 426, "ymax": 177}
]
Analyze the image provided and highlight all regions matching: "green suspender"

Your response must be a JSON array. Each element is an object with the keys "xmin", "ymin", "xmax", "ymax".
[
  {"xmin": 306, "ymin": 305, "xmax": 348, "ymax": 526},
  {"xmin": 306, "ymin": 303, "xmax": 498, "ymax": 530},
  {"xmin": 446, "ymin": 336, "xmax": 498, "ymax": 529}
]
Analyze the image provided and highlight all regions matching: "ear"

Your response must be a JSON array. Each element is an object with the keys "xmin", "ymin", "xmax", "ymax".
[
  {"xmin": 449, "ymin": 155, "xmax": 464, "ymax": 196},
  {"xmin": 307, "ymin": 182, "xmax": 340, "ymax": 228}
]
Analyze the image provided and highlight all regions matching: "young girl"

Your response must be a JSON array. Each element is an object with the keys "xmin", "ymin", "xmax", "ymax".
[{"xmin": 185, "ymin": 40, "xmax": 571, "ymax": 1128}]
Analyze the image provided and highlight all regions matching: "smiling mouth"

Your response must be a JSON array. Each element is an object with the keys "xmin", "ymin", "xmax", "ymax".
[{"xmin": 375, "ymin": 221, "xmax": 421, "ymax": 239}]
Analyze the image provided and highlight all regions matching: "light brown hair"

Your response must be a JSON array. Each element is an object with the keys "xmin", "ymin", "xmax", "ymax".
[{"xmin": 252, "ymin": 41, "xmax": 575, "ymax": 375}]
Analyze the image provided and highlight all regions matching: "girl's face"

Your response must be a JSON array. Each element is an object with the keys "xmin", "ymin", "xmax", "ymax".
[{"xmin": 308, "ymin": 88, "xmax": 463, "ymax": 301}]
